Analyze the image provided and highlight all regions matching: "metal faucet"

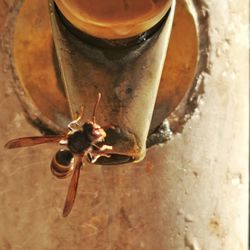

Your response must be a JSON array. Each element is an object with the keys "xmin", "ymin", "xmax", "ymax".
[{"xmin": 49, "ymin": 0, "xmax": 176, "ymax": 164}]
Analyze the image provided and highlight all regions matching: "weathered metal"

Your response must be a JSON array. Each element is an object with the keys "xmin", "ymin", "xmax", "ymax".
[
  {"xmin": 48, "ymin": 0, "xmax": 176, "ymax": 164},
  {"xmin": 13, "ymin": 0, "xmax": 198, "ymax": 142}
]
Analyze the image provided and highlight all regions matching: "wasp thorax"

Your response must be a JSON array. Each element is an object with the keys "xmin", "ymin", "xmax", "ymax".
[
  {"xmin": 51, "ymin": 149, "xmax": 74, "ymax": 178},
  {"xmin": 67, "ymin": 130, "xmax": 91, "ymax": 154}
]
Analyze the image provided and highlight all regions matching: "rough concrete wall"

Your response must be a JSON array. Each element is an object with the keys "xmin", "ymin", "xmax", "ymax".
[{"xmin": 0, "ymin": 0, "xmax": 248, "ymax": 250}]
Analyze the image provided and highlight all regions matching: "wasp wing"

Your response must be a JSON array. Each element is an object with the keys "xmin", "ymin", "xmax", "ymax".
[
  {"xmin": 63, "ymin": 155, "xmax": 82, "ymax": 217},
  {"xmin": 5, "ymin": 135, "xmax": 65, "ymax": 149}
]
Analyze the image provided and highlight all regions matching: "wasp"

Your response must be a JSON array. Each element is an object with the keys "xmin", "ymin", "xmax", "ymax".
[{"xmin": 5, "ymin": 93, "xmax": 112, "ymax": 217}]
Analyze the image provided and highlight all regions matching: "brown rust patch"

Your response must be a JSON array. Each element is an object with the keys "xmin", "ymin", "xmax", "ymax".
[{"xmin": 209, "ymin": 215, "xmax": 225, "ymax": 238}]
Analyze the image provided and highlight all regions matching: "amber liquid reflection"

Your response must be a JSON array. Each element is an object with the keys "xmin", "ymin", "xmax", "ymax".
[{"xmin": 54, "ymin": 0, "xmax": 172, "ymax": 39}]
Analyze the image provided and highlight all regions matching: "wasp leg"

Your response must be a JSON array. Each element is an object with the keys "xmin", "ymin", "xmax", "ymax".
[
  {"xmin": 88, "ymin": 144, "xmax": 113, "ymax": 163},
  {"xmin": 59, "ymin": 139, "xmax": 68, "ymax": 145},
  {"xmin": 68, "ymin": 105, "xmax": 84, "ymax": 131},
  {"xmin": 91, "ymin": 144, "xmax": 113, "ymax": 151},
  {"xmin": 89, "ymin": 152, "xmax": 111, "ymax": 163}
]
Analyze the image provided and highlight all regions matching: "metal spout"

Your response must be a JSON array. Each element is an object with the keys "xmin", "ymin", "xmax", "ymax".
[{"xmin": 49, "ymin": 0, "xmax": 176, "ymax": 164}]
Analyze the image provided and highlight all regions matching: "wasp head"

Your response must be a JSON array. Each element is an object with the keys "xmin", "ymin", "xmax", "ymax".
[{"xmin": 82, "ymin": 122, "xmax": 106, "ymax": 143}]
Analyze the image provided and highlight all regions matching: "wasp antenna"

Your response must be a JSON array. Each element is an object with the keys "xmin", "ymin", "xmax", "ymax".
[{"xmin": 92, "ymin": 92, "xmax": 101, "ymax": 123}]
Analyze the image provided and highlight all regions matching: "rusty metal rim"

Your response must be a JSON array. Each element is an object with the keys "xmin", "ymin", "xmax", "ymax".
[{"xmin": 5, "ymin": 1, "xmax": 66, "ymax": 135}]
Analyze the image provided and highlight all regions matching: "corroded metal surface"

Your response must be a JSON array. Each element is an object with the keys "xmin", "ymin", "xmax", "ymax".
[
  {"xmin": 13, "ymin": 0, "xmax": 70, "ymax": 131},
  {"xmin": 13, "ymin": 0, "xmax": 198, "ymax": 137}
]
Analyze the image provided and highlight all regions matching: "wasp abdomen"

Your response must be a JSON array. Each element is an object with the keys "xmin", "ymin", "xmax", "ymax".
[{"xmin": 51, "ymin": 149, "xmax": 74, "ymax": 178}]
